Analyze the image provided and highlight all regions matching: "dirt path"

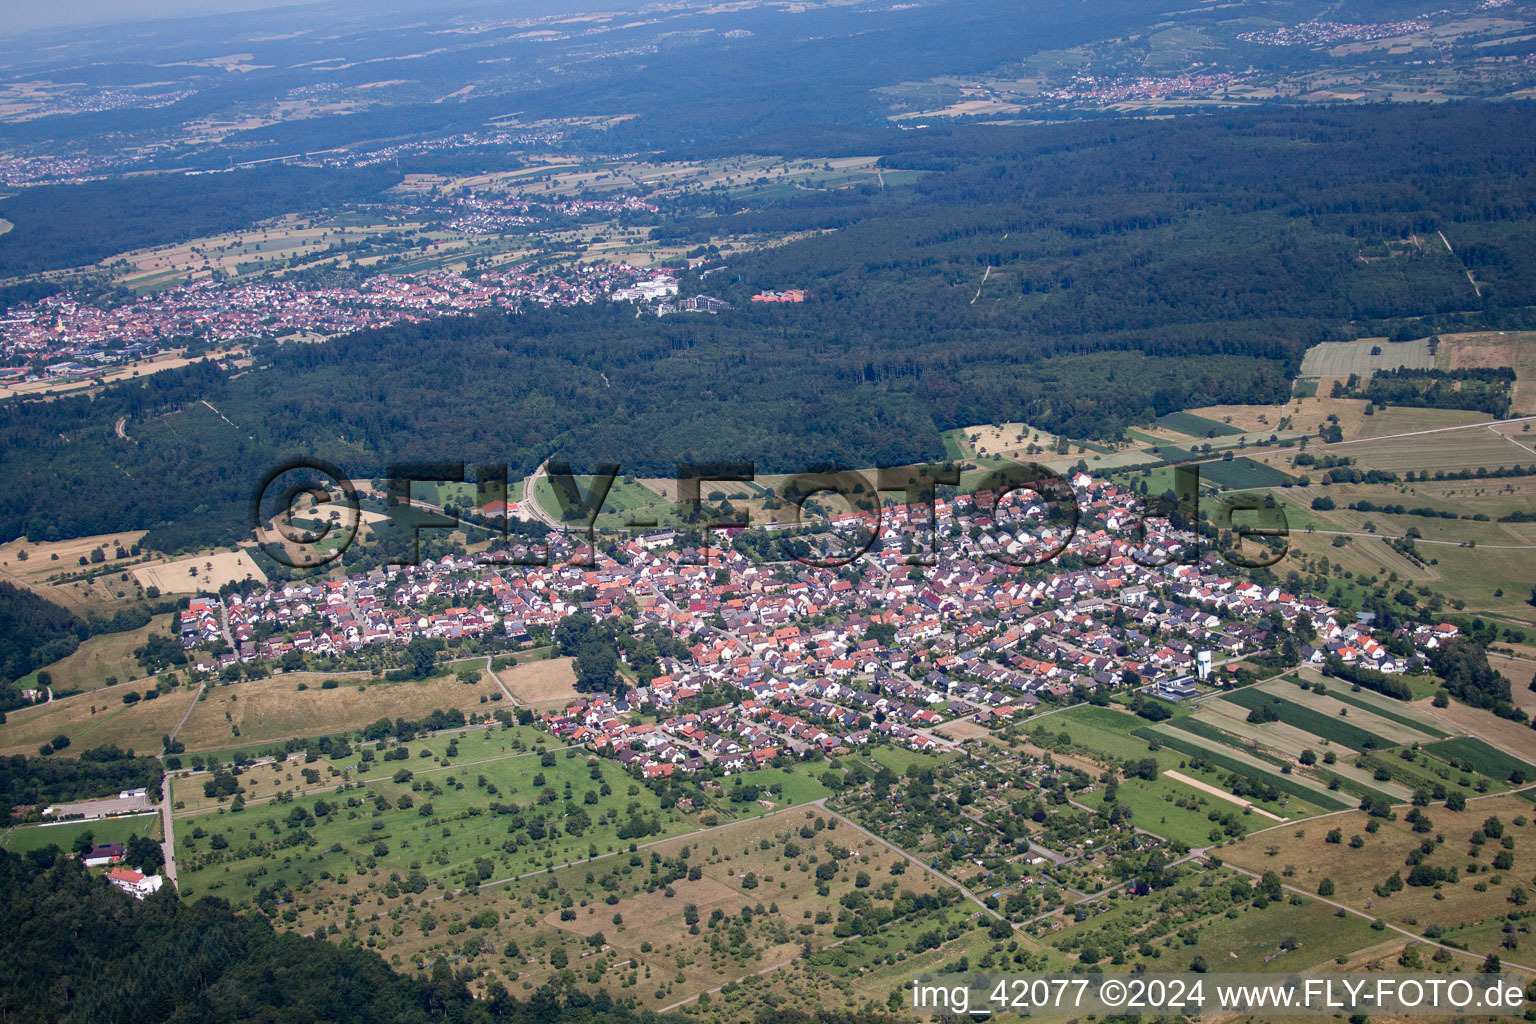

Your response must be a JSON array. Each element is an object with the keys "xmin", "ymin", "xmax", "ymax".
[
  {"xmin": 164, "ymin": 682, "xmax": 205, "ymax": 752},
  {"xmin": 1164, "ymin": 769, "xmax": 1286, "ymax": 822}
]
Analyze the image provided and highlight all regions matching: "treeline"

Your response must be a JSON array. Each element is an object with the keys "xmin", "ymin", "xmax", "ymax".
[
  {"xmin": 1321, "ymin": 656, "xmax": 1414, "ymax": 701},
  {"xmin": 1349, "ymin": 368, "xmax": 1514, "ymax": 417},
  {"xmin": 0, "ymin": 749, "xmax": 163, "ymax": 825},
  {"xmin": 1430, "ymin": 640, "xmax": 1512, "ymax": 712},
  {"xmin": 0, "ymin": 582, "xmax": 81, "ymax": 696}
]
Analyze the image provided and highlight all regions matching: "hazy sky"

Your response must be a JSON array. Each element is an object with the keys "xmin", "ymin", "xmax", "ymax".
[{"xmin": 1, "ymin": 0, "xmax": 321, "ymax": 37}]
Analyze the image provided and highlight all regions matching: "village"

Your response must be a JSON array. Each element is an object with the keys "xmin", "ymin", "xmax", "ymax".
[
  {"xmin": 175, "ymin": 473, "xmax": 1460, "ymax": 784},
  {"xmin": 0, "ymin": 259, "xmax": 658, "ymax": 384}
]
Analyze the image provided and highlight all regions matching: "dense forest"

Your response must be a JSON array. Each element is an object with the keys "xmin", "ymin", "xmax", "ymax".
[
  {"xmin": 0, "ymin": 166, "xmax": 402, "ymax": 279},
  {"xmin": 0, "ymin": 750, "xmax": 163, "ymax": 825},
  {"xmin": 2, "ymin": 104, "xmax": 1535, "ymax": 552},
  {"xmin": 0, "ymin": 581, "xmax": 82, "ymax": 696}
]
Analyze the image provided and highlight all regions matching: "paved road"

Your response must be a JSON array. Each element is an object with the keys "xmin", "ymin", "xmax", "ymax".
[
  {"xmin": 158, "ymin": 784, "xmax": 179, "ymax": 887},
  {"xmin": 520, "ymin": 460, "xmax": 564, "ymax": 531}
]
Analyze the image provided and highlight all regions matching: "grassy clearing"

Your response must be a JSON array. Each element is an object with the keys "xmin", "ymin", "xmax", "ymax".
[
  {"xmin": 1, "ymin": 812, "xmax": 160, "ymax": 855},
  {"xmin": 1076, "ymin": 777, "xmax": 1263, "ymax": 846},
  {"xmin": 0, "ymin": 683, "xmax": 199, "ymax": 757},
  {"xmin": 22, "ymin": 613, "xmax": 174, "ymax": 695},
  {"xmin": 866, "ymin": 745, "xmax": 953, "ymax": 777},
  {"xmin": 1184, "ymin": 894, "xmax": 1387, "ymax": 972}
]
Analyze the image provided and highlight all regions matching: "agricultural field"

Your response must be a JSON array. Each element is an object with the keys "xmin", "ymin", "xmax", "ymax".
[
  {"xmin": 1333, "ymin": 423, "xmax": 1536, "ymax": 475},
  {"xmin": 1437, "ymin": 331, "xmax": 1536, "ymax": 415},
  {"xmin": 1298, "ymin": 338, "xmax": 1436, "ymax": 378},
  {"xmin": 1181, "ymin": 403, "xmax": 1297, "ymax": 435},
  {"xmin": 1140, "ymin": 717, "xmax": 1358, "ymax": 812},
  {"xmin": 1348, "ymin": 405, "xmax": 1495, "ymax": 439},
  {"xmin": 1423, "ymin": 736, "xmax": 1536, "ymax": 783},
  {"xmin": 1487, "ymin": 654, "xmax": 1536, "ymax": 715},
  {"xmin": 1149, "ymin": 677, "xmax": 1521, "ymax": 809},
  {"xmin": 1155, "ymin": 411, "xmax": 1243, "ymax": 438},
  {"xmin": 1278, "ymin": 672, "xmax": 1448, "ymax": 736},
  {"xmin": 1222, "ymin": 792, "xmax": 1536, "ymax": 961},
  {"xmin": 1032, "ymin": 705, "xmax": 1320, "ymax": 830},
  {"xmin": 1196, "ymin": 457, "xmax": 1294, "ymax": 490},
  {"xmin": 0, "ymin": 812, "xmax": 160, "ymax": 856},
  {"xmin": 492, "ymin": 656, "xmax": 578, "ymax": 705},
  {"xmin": 1279, "ymin": 476, "xmax": 1536, "ymax": 524},
  {"xmin": 0, "ymin": 681, "xmax": 198, "ymax": 757},
  {"xmin": 131, "ymin": 549, "xmax": 268, "ymax": 595},
  {"xmin": 174, "ymin": 670, "xmax": 505, "ymax": 752},
  {"xmin": 0, "ymin": 530, "xmax": 154, "ymax": 613}
]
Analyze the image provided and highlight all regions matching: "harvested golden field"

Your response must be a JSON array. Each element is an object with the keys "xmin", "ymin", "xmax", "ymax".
[
  {"xmin": 175, "ymin": 670, "xmax": 497, "ymax": 751},
  {"xmin": 0, "ymin": 531, "xmax": 147, "ymax": 583},
  {"xmin": 495, "ymin": 656, "xmax": 579, "ymax": 704},
  {"xmin": 1335, "ymin": 424, "xmax": 1532, "ymax": 474},
  {"xmin": 1486, "ymin": 654, "xmax": 1536, "ymax": 714},
  {"xmin": 1182, "ymin": 403, "xmax": 1291, "ymax": 434},
  {"xmin": 132, "ymin": 550, "xmax": 267, "ymax": 594},
  {"xmin": 1439, "ymin": 330, "xmax": 1523, "ymax": 371}
]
